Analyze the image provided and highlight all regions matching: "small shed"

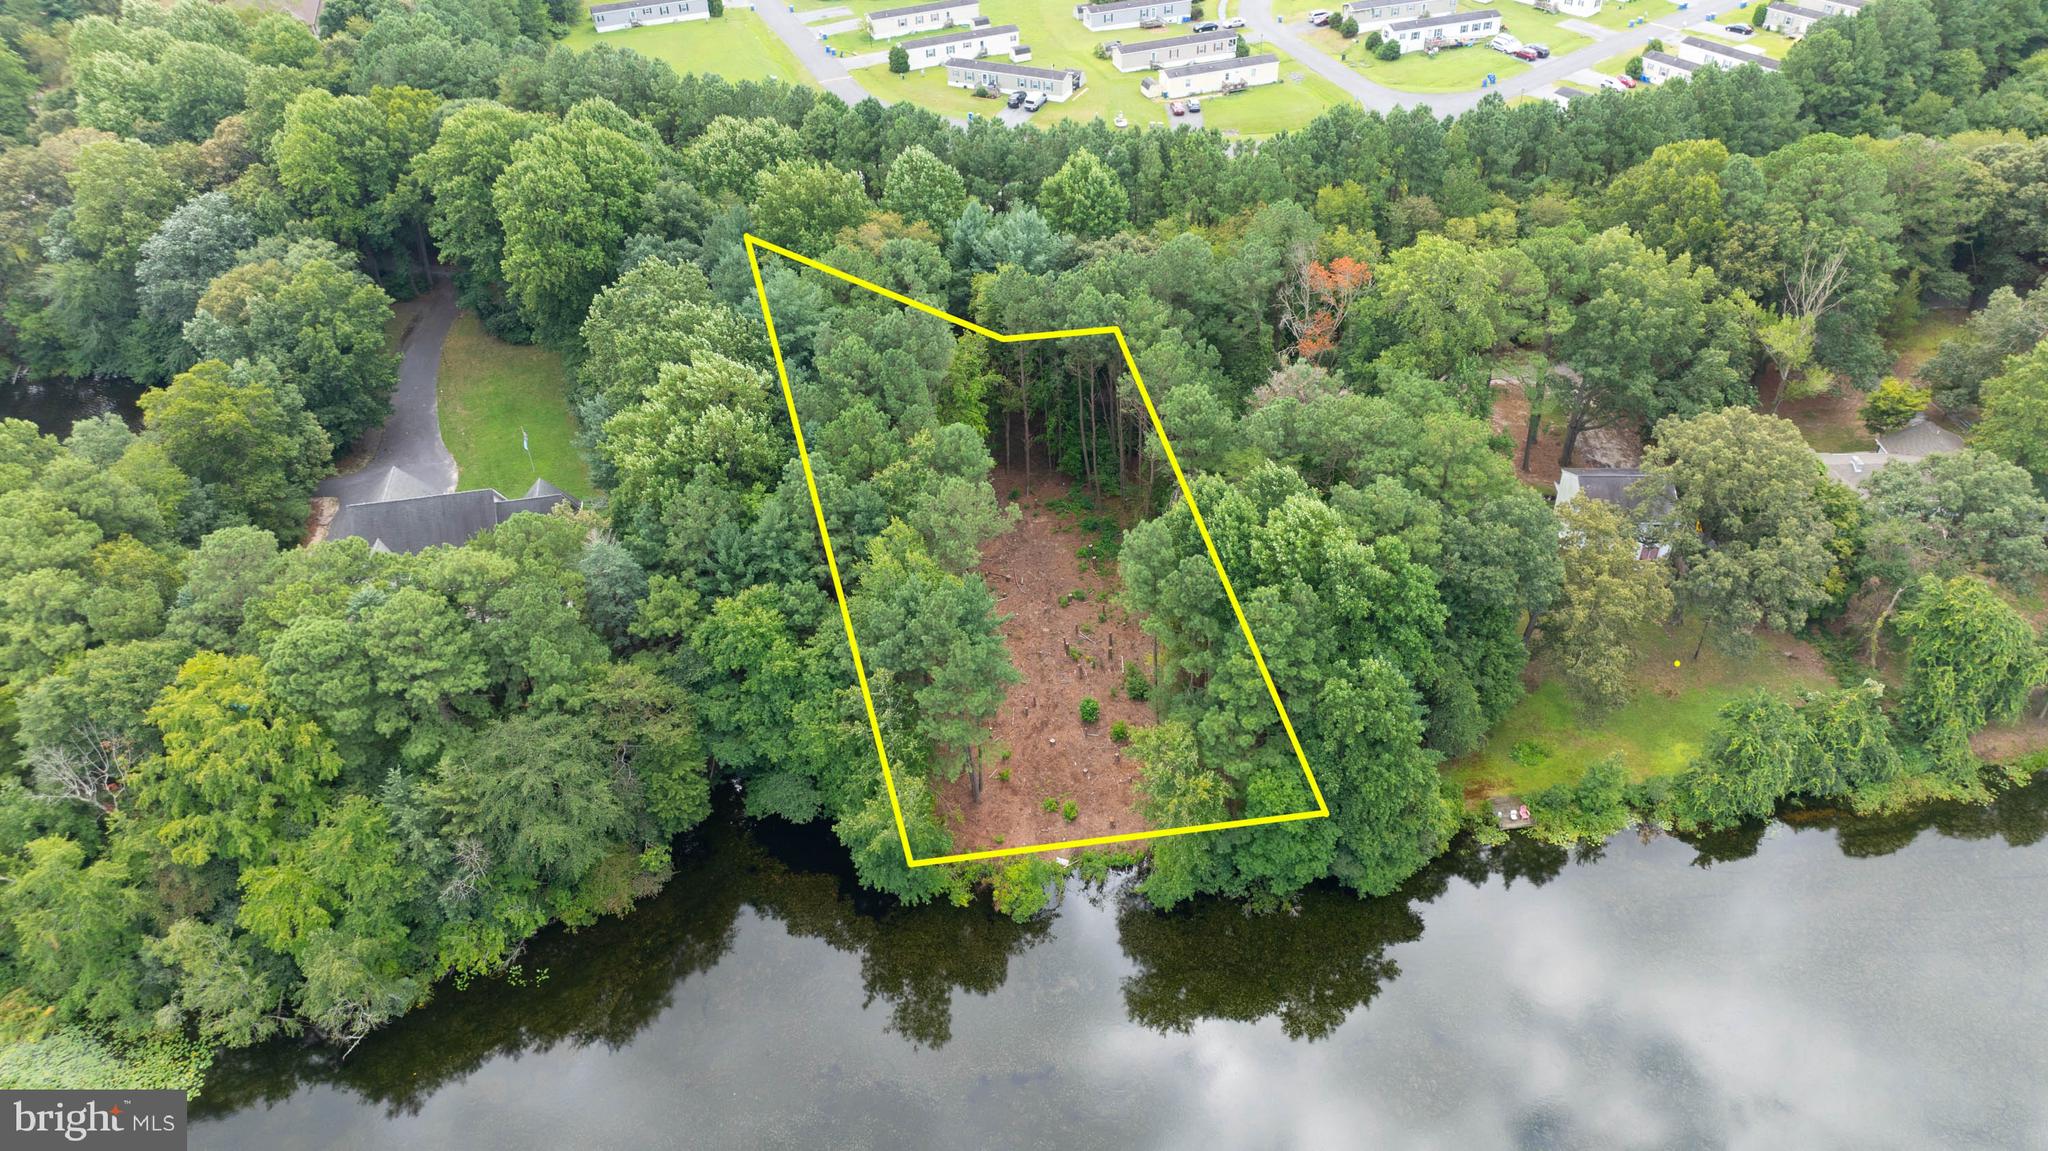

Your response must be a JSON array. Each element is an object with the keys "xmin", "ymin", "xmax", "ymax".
[{"xmin": 1489, "ymin": 796, "xmax": 1534, "ymax": 830}]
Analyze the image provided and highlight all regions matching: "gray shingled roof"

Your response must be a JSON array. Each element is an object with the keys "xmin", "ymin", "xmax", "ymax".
[
  {"xmin": 946, "ymin": 56, "xmax": 1080, "ymax": 81},
  {"xmin": 870, "ymin": 0, "xmax": 976, "ymax": 18},
  {"xmin": 327, "ymin": 481, "xmax": 579, "ymax": 554},
  {"xmin": 1643, "ymin": 50, "xmax": 1698, "ymax": 72},
  {"xmin": 904, "ymin": 22, "xmax": 1017, "ymax": 48},
  {"xmin": 1391, "ymin": 7, "xmax": 1499, "ymax": 31},
  {"xmin": 1767, "ymin": 2, "xmax": 1829, "ymax": 17},
  {"xmin": 1113, "ymin": 28, "xmax": 1237, "ymax": 53},
  {"xmin": 1560, "ymin": 468, "xmax": 1676, "ymax": 519},
  {"xmin": 1078, "ymin": 0, "xmax": 1181, "ymax": 13},
  {"xmin": 1161, "ymin": 51, "xmax": 1275, "ymax": 78},
  {"xmin": 590, "ymin": 0, "xmax": 686, "ymax": 13},
  {"xmin": 1681, "ymin": 35, "xmax": 1782, "ymax": 69}
]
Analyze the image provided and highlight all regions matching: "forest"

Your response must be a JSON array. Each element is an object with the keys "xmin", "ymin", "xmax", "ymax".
[{"xmin": 1, "ymin": 0, "xmax": 2047, "ymax": 1093}]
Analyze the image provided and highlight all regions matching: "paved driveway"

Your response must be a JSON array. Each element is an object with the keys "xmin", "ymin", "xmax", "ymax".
[{"xmin": 319, "ymin": 281, "xmax": 459, "ymax": 504}]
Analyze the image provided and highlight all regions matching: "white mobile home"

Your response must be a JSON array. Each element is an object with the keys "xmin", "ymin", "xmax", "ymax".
[
  {"xmin": 1341, "ymin": 0, "xmax": 1455, "ymax": 26},
  {"xmin": 866, "ymin": 0, "xmax": 980, "ymax": 39},
  {"xmin": 1639, "ymin": 50, "xmax": 1700, "ymax": 84},
  {"xmin": 589, "ymin": 0, "xmax": 706, "ymax": 32},
  {"xmin": 1107, "ymin": 29, "xmax": 1239, "ymax": 72},
  {"xmin": 900, "ymin": 23, "xmax": 1021, "ymax": 69},
  {"xmin": 1142, "ymin": 52, "xmax": 1278, "ymax": 99},
  {"xmin": 1810, "ymin": 0, "xmax": 1863, "ymax": 15},
  {"xmin": 1384, "ymin": 8, "xmax": 1501, "ymax": 53},
  {"xmin": 1759, "ymin": 1, "xmax": 1827, "ymax": 35},
  {"xmin": 946, "ymin": 57, "xmax": 1086, "ymax": 100},
  {"xmin": 1509, "ymin": 0, "xmax": 1599, "ymax": 15},
  {"xmin": 1676, "ymin": 34, "xmax": 1781, "ymax": 71},
  {"xmin": 1073, "ymin": 0, "xmax": 1190, "ymax": 32}
]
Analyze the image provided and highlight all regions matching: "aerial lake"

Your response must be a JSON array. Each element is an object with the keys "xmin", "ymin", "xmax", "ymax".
[{"xmin": 192, "ymin": 778, "xmax": 2048, "ymax": 1149}]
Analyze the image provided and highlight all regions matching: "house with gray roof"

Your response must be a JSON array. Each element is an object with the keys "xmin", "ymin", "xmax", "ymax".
[
  {"xmin": 1641, "ymin": 50, "xmax": 1700, "ymax": 84},
  {"xmin": 589, "ymin": 0, "xmax": 706, "ymax": 33},
  {"xmin": 1677, "ymin": 34, "xmax": 1781, "ymax": 71},
  {"xmin": 1384, "ymin": 8, "xmax": 1501, "ymax": 53},
  {"xmin": 866, "ymin": 0, "xmax": 979, "ymax": 39},
  {"xmin": 1760, "ymin": 2, "xmax": 1828, "ymax": 36},
  {"xmin": 1342, "ymin": 0, "xmax": 1455, "ymax": 28},
  {"xmin": 1142, "ymin": 52, "xmax": 1278, "ymax": 99},
  {"xmin": 900, "ymin": 23, "xmax": 1020, "ymax": 68},
  {"xmin": 1556, "ymin": 467, "xmax": 1675, "ymax": 558},
  {"xmin": 1107, "ymin": 28, "xmax": 1239, "ymax": 72},
  {"xmin": 946, "ymin": 57, "xmax": 1086, "ymax": 100},
  {"xmin": 1073, "ymin": 0, "xmax": 1190, "ymax": 32},
  {"xmin": 326, "ymin": 467, "xmax": 579, "ymax": 554}
]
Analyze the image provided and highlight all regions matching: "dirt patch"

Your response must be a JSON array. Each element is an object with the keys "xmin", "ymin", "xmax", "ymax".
[
  {"xmin": 1760, "ymin": 370, "xmax": 1879, "ymax": 454},
  {"xmin": 1487, "ymin": 377, "xmax": 1641, "ymax": 489},
  {"xmin": 1973, "ymin": 709, "xmax": 2048, "ymax": 766},
  {"xmin": 933, "ymin": 464, "xmax": 1158, "ymax": 856}
]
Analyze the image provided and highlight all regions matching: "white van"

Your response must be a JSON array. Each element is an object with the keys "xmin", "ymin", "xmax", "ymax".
[
  {"xmin": 1021, "ymin": 92, "xmax": 1047, "ymax": 112},
  {"xmin": 1490, "ymin": 33, "xmax": 1522, "ymax": 53}
]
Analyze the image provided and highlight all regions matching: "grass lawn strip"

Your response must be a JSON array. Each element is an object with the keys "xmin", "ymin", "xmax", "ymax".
[
  {"xmin": 564, "ymin": 5, "xmax": 816, "ymax": 88},
  {"xmin": 436, "ymin": 312, "xmax": 593, "ymax": 500}
]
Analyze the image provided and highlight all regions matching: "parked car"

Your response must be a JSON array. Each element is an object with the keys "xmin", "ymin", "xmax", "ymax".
[
  {"xmin": 1526, "ymin": 42, "xmax": 1550, "ymax": 57},
  {"xmin": 1308, "ymin": 9, "xmax": 1331, "ymax": 25},
  {"xmin": 1022, "ymin": 92, "xmax": 1047, "ymax": 111},
  {"xmin": 1490, "ymin": 33, "xmax": 1522, "ymax": 53},
  {"xmin": 1725, "ymin": 22, "xmax": 1753, "ymax": 34},
  {"xmin": 1223, "ymin": 16, "xmax": 1246, "ymax": 27},
  {"xmin": 1187, "ymin": 96, "xmax": 1202, "ymax": 112},
  {"xmin": 1193, "ymin": 20, "xmax": 1219, "ymax": 31},
  {"xmin": 1599, "ymin": 75, "xmax": 1628, "ymax": 90},
  {"xmin": 1512, "ymin": 46, "xmax": 1538, "ymax": 60},
  {"xmin": 1169, "ymin": 99, "xmax": 1187, "ymax": 115},
  {"xmin": 1006, "ymin": 89, "xmax": 1026, "ymax": 108},
  {"xmin": 1612, "ymin": 73, "xmax": 1636, "ymax": 88}
]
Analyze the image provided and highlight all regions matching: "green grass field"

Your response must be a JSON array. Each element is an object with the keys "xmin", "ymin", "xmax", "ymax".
[
  {"xmin": 437, "ymin": 313, "xmax": 593, "ymax": 500},
  {"xmin": 1199, "ymin": 52, "xmax": 1353, "ymax": 135},
  {"xmin": 564, "ymin": 6, "xmax": 815, "ymax": 88},
  {"xmin": 1446, "ymin": 622, "xmax": 1838, "ymax": 800}
]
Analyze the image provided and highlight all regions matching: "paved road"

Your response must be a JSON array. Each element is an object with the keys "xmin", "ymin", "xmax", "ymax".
[
  {"xmin": 319, "ymin": 281, "xmax": 459, "ymax": 505},
  {"xmin": 753, "ymin": 1, "xmax": 884, "ymax": 106}
]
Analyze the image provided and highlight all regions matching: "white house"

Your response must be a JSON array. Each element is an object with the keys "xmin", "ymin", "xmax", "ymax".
[
  {"xmin": 1341, "ymin": 0, "xmax": 1454, "ymax": 26},
  {"xmin": 1142, "ymin": 52, "xmax": 1278, "ymax": 99},
  {"xmin": 589, "ymin": 0, "xmax": 705, "ymax": 32},
  {"xmin": 1810, "ymin": 0, "xmax": 1863, "ymax": 15},
  {"xmin": 899, "ymin": 23, "xmax": 1020, "ymax": 69},
  {"xmin": 1383, "ymin": 8, "xmax": 1501, "ymax": 53},
  {"xmin": 1509, "ymin": 0, "xmax": 1600, "ymax": 17},
  {"xmin": 866, "ymin": 0, "xmax": 979, "ymax": 39},
  {"xmin": 946, "ymin": 57, "xmax": 1086, "ymax": 100},
  {"xmin": 1759, "ymin": 1, "xmax": 1827, "ymax": 35},
  {"xmin": 1073, "ymin": 0, "xmax": 1190, "ymax": 33},
  {"xmin": 1640, "ymin": 49, "xmax": 1700, "ymax": 83},
  {"xmin": 1676, "ymin": 34, "xmax": 1781, "ymax": 70},
  {"xmin": 1107, "ymin": 29, "xmax": 1239, "ymax": 72}
]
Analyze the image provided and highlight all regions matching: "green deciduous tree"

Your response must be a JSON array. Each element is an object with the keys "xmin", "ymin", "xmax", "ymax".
[
  {"xmin": 1973, "ymin": 341, "xmax": 2048, "ymax": 486},
  {"xmin": 1037, "ymin": 148, "xmax": 1128, "ymax": 240},
  {"xmin": 1547, "ymin": 497, "xmax": 1674, "ymax": 710},
  {"xmin": 137, "ymin": 359, "xmax": 331, "ymax": 541}
]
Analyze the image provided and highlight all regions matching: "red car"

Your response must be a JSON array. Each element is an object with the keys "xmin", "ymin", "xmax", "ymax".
[
  {"xmin": 1512, "ymin": 47, "xmax": 1538, "ymax": 60},
  {"xmin": 1613, "ymin": 73, "xmax": 1637, "ymax": 88},
  {"xmin": 1169, "ymin": 100, "xmax": 1187, "ymax": 116}
]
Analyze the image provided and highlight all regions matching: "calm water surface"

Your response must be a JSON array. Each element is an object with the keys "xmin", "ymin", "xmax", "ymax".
[{"xmin": 192, "ymin": 781, "xmax": 2048, "ymax": 1150}]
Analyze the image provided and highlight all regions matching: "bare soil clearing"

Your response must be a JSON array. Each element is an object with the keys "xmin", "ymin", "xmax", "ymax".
[
  {"xmin": 934, "ymin": 465, "xmax": 1158, "ymax": 856},
  {"xmin": 1488, "ymin": 377, "xmax": 1640, "ymax": 489}
]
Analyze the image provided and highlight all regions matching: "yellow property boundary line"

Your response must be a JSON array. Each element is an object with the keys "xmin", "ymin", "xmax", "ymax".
[{"xmin": 744, "ymin": 234, "xmax": 1328, "ymax": 867}]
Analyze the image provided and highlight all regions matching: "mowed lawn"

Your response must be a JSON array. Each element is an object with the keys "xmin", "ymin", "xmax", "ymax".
[
  {"xmin": 1201, "ymin": 51, "xmax": 1353, "ymax": 135},
  {"xmin": 564, "ymin": 6, "xmax": 814, "ymax": 88},
  {"xmin": 1446, "ymin": 622, "xmax": 1838, "ymax": 800},
  {"xmin": 437, "ymin": 313, "xmax": 593, "ymax": 500}
]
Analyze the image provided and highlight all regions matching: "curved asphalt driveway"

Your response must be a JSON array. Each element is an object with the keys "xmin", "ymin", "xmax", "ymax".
[{"xmin": 318, "ymin": 280, "xmax": 460, "ymax": 504}]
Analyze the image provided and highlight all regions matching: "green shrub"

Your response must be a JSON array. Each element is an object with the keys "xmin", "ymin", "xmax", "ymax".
[
  {"xmin": 1124, "ymin": 664, "xmax": 1150, "ymax": 701},
  {"xmin": 1079, "ymin": 697, "xmax": 1100, "ymax": 724},
  {"xmin": 1042, "ymin": 796, "xmax": 1059, "ymax": 814},
  {"xmin": 1861, "ymin": 376, "xmax": 1932, "ymax": 434},
  {"xmin": 1111, "ymin": 720, "xmax": 1130, "ymax": 743},
  {"xmin": 1374, "ymin": 39, "xmax": 1401, "ymax": 61},
  {"xmin": 1061, "ymin": 800, "xmax": 1078, "ymax": 822},
  {"xmin": 996, "ymin": 767, "xmax": 1011, "ymax": 783}
]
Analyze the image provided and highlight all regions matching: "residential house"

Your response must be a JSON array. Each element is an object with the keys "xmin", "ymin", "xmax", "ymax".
[
  {"xmin": 866, "ymin": 0, "xmax": 980, "ymax": 39},
  {"xmin": 1107, "ymin": 28, "xmax": 1239, "ymax": 72},
  {"xmin": 1511, "ymin": 0, "xmax": 1600, "ymax": 17},
  {"xmin": 326, "ymin": 468, "xmax": 579, "ymax": 554},
  {"xmin": 899, "ymin": 23, "xmax": 1020, "ymax": 69},
  {"xmin": 1547, "ymin": 82, "xmax": 1595, "ymax": 106},
  {"xmin": 1383, "ymin": 8, "xmax": 1502, "ymax": 54},
  {"xmin": 1640, "ymin": 50, "xmax": 1700, "ymax": 83},
  {"xmin": 589, "ymin": 0, "xmax": 706, "ymax": 32},
  {"xmin": 1341, "ymin": 0, "xmax": 1454, "ymax": 27},
  {"xmin": 946, "ymin": 57, "xmax": 1086, "ymax": 100},
  {"xmin": 1073, "ymin": 0, "xmax": 1190, "ymax": 32},
  {"xmin": 1555, "ymin": 467, "xmax": 1675, "ymax": 559},
  {"xmin": 1676, "ymin": 34, "xmax": 1781, "ymax": 71},
  {"xmin": 1759, "ymin": 1, "xmax": 1827, "ymax": 35},
  {"xmin": 1142, "ymin": 52, "xmax": 1279, "ymax": 99},
  {"xmin": 1810, "ymin": 0, "xmax": 1863, "ymax": 15}
]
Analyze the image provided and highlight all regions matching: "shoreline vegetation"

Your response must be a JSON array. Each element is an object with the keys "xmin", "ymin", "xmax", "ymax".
[{"xmin": 3, "ymin": 0, "xmax": 2048, "ymax": 1106}]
